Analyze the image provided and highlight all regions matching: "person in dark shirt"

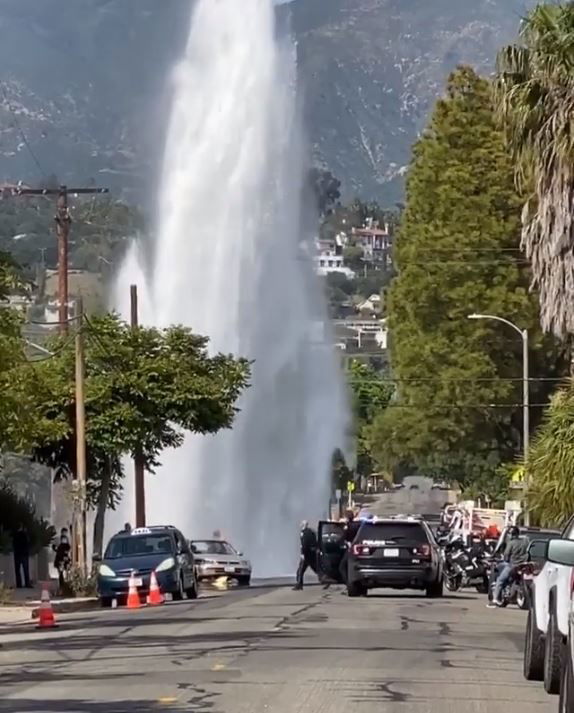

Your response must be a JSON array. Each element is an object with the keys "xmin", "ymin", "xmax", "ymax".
[
  {"xmin": 488, "ymin": 526, "xmax": 528, "ymax": 607},
  {"xmin": 53, "ymin": 527, "xmax": 71, "ymax": 592},
  {"xmin": 293, "ymin": 520, "xmax": 318, "ymax": 590},
  {"xmin": 338, "ymin": 510, "xmax": 358, "ymax": 584},
  {"xmin": 12, "ymin": 524, "xmax": 31, "ymax": 588}
]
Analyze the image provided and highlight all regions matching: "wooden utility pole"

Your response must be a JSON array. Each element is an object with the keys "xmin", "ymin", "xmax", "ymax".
[
  {"xmin": 130, "ymin": 284, "xmax": 146, "ymax": 527},
  {"xmin": 14, "ymin": 185, "xmax": 109, "ymax": 333},
  {"xmin": 74, "ymin": 297, "xmax": 87, "ymax": 574}
]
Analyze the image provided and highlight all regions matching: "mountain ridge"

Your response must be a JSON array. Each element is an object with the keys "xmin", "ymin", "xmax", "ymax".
[{"xmin": 0, "ymin": 0, "xmax": 535, "ymax": 204}]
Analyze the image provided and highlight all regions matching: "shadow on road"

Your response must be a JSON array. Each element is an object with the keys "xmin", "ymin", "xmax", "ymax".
[{"xmin": 0, "ymin": 698, "xmax": 209, "ymax": 713}]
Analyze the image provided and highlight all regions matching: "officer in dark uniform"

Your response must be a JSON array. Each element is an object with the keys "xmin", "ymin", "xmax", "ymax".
[
  {"xmin": 293, "ymin": 520, "xmax": 318, "ymax": 590},
  {"xmin": 339, "ymin": 509, "xmax": 359, "ymax": 584}
]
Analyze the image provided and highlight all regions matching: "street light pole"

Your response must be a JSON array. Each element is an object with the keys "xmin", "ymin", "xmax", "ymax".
[
  {"xmin": 522, "ymin": 328, "xmax": 529, "ymax": 462},
  {"xmin": 468, "ymin": 314, "xmax": 529, "ymax": 519}
]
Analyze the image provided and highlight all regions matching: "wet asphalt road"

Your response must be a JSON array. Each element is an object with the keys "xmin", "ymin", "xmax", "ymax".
[{"xmin": 0, "ymin": 483, "xmax": 555, "ymax": 713}]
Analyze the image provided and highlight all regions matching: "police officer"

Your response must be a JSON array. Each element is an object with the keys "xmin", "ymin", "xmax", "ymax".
[
  {"xmin": 293, "ymin": 520, "xmax": 318, "ymax": 590},
  {"xmin": 338, "ymin": 509, "xmax": 359, "ymax": 584}
]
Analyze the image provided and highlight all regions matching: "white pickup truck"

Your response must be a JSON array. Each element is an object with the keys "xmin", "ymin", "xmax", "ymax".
[{"xmin": 524, "ymin": 515, "xmax": 574, "ymax": 695}]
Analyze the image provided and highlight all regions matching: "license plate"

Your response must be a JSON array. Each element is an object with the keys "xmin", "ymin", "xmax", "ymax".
[
  {"xmin": 384, "ymin": 549, "xmax": 399, "ymax": 557},
  {"xmin": 133, "ymin": 577, "xmax": 143, "ymax": 587},
  {"xmin": 224, "ymin": 566, "xmax": 235, "ymax": 573}
]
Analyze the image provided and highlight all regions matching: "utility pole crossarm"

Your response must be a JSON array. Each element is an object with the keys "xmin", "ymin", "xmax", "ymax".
[
  {"xmin": 10, "ymin": 184, "xmax": 109, "ymax": 333},
  {"xmin": 11, "ymin": 187, "xmax": 109, "ymax": 196}
]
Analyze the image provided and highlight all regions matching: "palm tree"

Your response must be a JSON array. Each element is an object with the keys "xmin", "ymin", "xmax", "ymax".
[
  {"xmin": 495, "ymin": 3, "xmax": 574, "ymax": 339},
  {"xmin": 527, "ymin": 381, "xmax": 574, "ymax": 526}
]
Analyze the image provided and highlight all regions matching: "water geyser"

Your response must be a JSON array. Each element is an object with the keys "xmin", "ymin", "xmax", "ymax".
[{"xmin": 111, "ymin": 0, "xmax": 347, "ymax": 576}]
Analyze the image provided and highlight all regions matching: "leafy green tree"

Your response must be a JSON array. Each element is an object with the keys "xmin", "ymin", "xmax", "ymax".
[
  {"xmin": 308, "ymin": 168, "xmax": 341, "ymax": 217},
  {"xmin": 371, "ymin": 66, "xmax": 566, "ymax": 486},
  {"xmin": 526, "ymin": 384, "xmax": 574, "ymax": 526},
  {"xmin": 0, "ymin": 252, "xmax": 66, "ymax": 452},
  {"xmin": 331, "ymin": 448, "xmax": 352, "ymax": 491},
  {"xmin": 32, "ymin": 314, "xmax": 251, "ymax": 553},
  {"xmin": 0, "ymin": 481, "xmax": 55, "ymax": 554},
  {"xmin": 342, "ymin": 245, "xmax": 364, "ymax": 273},
  {"xmin": 495, "ymin": 3, "xmax": 574, "ymax": 338},
  {"xmin": 347, "ymin": 360, "xmax": 393, "ymax": 477}
]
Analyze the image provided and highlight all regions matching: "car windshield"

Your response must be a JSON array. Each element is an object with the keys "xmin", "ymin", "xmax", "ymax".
[
  {"xmin": 521, "ymin": 530, "xmax": 559, "ymax": 542},
  {"xmin": 356, "ymin": 522, "xmax": 428, "ymax": 544},
  {"xmin": 104, "ymin": 534, "xmax": 173, "ymax": 559},
  {"xmin": 191, "ymin": 540, "xmax": 236, "ymax": 555}
]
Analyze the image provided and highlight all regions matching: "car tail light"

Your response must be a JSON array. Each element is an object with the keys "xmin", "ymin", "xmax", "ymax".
[
  {"xmin": 353, "ymin": 544, "xmax": 373, "ymax": 556},
  {"xmin": 413, "ymin": 544, "xmax": 431, "ymax": 558}
]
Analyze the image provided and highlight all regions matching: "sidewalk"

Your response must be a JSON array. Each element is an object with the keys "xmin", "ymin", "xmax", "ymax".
[{"xmin": 1, "ymin": 581, "xmax": 97, "ymax": 624}]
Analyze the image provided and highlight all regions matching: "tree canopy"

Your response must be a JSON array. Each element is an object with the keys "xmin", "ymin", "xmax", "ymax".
[
  {"xmin": 495, "ymin": 2, "xmax": 574, "ymax": 338},
  {"xmin": 30, "ymin": 314, "xmax": 250, "ymax": 551},
  {"xmin": 347, "ymin": 360, "xmax": 394, "ymax": 477},
  {"xmin": 370, "ymin": 66, "xmax": 566, "ymax": 489},
  {"xmin": 527, "ymin": 381, "xmax": 574, "ymax": 526}
]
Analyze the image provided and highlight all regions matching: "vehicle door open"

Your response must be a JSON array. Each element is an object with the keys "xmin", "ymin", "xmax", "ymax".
[{"xmin": 317, "ymin": 520, "xmax": 346, "ymax": 583}]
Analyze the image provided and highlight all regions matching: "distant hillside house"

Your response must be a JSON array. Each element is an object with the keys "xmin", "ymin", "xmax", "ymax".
[
  {"xmin": 357, "ymin": 293, "xmax": 382, "ymax": 316},
  {"xmin": 351, "ymin": 219, "xmax": 392, "ymax": 264},
  {"xmin": 314, "ymin": 239, "xmax": 355, "ymax": 279},
  {"xmin": 333, "ymin": 316, "xmax": 387, "ymax": 353}
]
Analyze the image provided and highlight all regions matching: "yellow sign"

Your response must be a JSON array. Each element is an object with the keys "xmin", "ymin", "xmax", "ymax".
[
  {"xmin": 347, "ymin": 481, "xmax": 355, "ymax": 492},
  {"xmin": 511, "ymin": 466, "xmax": 525, "ymax": 483}
]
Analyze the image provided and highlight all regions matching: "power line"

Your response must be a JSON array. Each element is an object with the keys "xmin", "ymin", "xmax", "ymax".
[
  {"xmin": 345, "ymin": 377, "xmax": 565, "ymax": 383},
  {"xmin": 0, "ymin": 82, "xmax": 47, "ymax": 179}
]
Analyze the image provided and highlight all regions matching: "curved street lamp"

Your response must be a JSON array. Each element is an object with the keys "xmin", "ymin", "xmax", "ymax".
[{"xmin": 468, "ymin": 314, "xmax": 529, "ymax": 500}]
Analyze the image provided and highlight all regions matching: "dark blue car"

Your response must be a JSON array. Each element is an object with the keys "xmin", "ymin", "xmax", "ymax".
[{"xmin": 96, "ymin": 526, "xmax": 197, "ymax": 607}]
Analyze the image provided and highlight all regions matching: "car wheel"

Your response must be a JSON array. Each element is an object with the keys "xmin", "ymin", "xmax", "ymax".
[
  {"xmin": 100, "ymin": 597, "xmax": 112, "ymax": 609},
  {"xmin": 172, "ymin": 573, "xmax": 185, "ymax": 602},
  {"xmin": 186, "ymin": 576, "xmax": 198, "ymax": 600},
  {"xmin": 347, "ymin": 581, "xmax": 365, "ymax": 597},
  {"xmin": 444, "ymin": 574, "xmax": 461, "ymax": 592},
  {"xmin": 544, "ymin": 608, "xmax": 562, "ymax": 694},
  {"xmin": 516, "ymin": 586, "xmax": 529, "ymax": 611},
  {"xmin": 237, "ymin": 576, "xmax": 251, "ymax": 587},
  {"xmin": 426, "ymin": 578, "xmax": 444, "ymax": 598},
  {"xmin": 560, "ymin": 644, "xmax": 574, "ymax": 713},
  {"xmin": 475, "ymin": 577, "xmax": 489, "ymax": 595},
  {"xmin": 524, "ymin": 604, "xmax": 545, "ymax": 681}
]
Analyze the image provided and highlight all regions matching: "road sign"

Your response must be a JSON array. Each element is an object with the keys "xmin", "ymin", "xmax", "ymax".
[{"xmin": 347, "ymin": 481, "xmax": 355, "ymax": 492}]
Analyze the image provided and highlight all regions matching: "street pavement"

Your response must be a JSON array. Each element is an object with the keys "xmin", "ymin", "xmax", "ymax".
[
  {"xmin": 0, "ymin": 484, "xmax": 553, "ymax": 712},
  {"xmin": 0, "ymin": 582, "xmax": 553, "ymax": 712}
]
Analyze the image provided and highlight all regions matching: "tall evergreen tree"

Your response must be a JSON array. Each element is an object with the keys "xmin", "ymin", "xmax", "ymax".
[{"xmin": 370, "ymin": 67, "xmax": 566, "ymax": 488}]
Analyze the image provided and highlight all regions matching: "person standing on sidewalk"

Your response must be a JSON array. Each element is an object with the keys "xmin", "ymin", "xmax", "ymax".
[
  {"xmin": 12, "ymin": 524, "xmax": 32, "ymax": 589},
  {"xmin": 293, "ymin": 520, "xmax": 318, "ymax": 590},
  {"xmin": 53, "ymin": 527, "xmax": 71, "ymax": 593}
]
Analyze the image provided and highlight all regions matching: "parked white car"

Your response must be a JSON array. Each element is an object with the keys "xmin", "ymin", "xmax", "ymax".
[
  {"xmin": 543, "ymin": 539, "xmax": 574, "ymax": 711},
  {"xmin": 524, "ymin": 516, "xmax": 574, "ymax": 695}
]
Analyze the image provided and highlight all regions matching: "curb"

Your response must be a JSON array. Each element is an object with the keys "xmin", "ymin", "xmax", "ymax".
[{"xmin": 30, "ymin": 598, "xmax": 98, "ymax": 620}]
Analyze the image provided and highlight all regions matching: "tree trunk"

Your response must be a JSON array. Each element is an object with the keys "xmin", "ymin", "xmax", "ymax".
[{"xmin": 93, "ymin": 459, "xmax": 112, "ymax": 557}]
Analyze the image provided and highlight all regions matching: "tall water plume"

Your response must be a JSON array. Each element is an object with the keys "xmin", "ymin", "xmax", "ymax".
[{"xmin": 111, "ymin": 0, "xmax": 347, "ymax": 576}]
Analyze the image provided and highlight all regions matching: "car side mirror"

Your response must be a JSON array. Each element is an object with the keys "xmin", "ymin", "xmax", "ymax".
[
  {"xmin": 546, "ymin": 538, "xmax": 574, "ymax": 566},
  {"xmin": 92, "ymin": 553, "xmax": 102, "ymax": 563}
]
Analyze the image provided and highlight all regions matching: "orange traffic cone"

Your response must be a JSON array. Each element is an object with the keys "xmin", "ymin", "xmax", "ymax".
[
  {"xmin": 146, "ymin": 571, "xmax": 165, "ymax": 606},
  {"xmin": 36, "ymin": 584, "xmax": 57, "ymax": 630},
  {"xmin": 126, "ymin": 571, "xmax": 141, "ymax": 609}
]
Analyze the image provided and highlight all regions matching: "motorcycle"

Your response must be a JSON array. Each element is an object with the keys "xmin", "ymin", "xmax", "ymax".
[
  {"xmin": 490, "ymin": 561, "xmax": 533, "ymax": 609},
  {"xmin": 443, "ymin": 538, "xmax": 489, "ymax": 593}
]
